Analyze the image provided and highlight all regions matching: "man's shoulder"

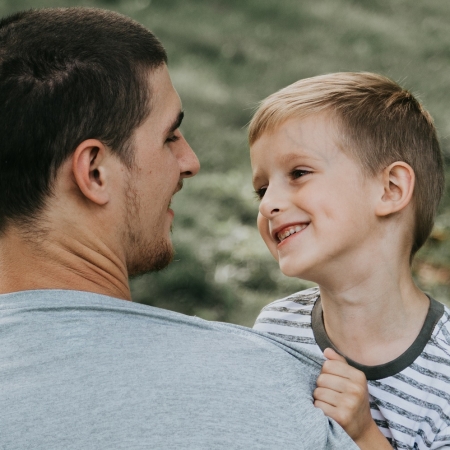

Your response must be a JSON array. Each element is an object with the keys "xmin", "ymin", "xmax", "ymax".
[
  {"xmin": 0, "ymin": 288, "xmax": 357, "ymax": 449},
  {"xmin": 0, "ymin": 288, "xmax": 323, "ymax": 373}
]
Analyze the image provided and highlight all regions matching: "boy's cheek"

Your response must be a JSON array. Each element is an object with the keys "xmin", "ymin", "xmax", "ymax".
[{"xmin": 257, "ymin": 214, "xmax": 279, "ymax": 261}]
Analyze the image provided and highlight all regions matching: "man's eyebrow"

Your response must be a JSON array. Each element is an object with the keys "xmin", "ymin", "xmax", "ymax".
[{"xmin": 167, "ymin": 110, "xmax": 184, "ymax": 134}]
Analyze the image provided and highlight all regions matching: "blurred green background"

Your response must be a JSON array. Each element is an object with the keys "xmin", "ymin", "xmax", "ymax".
[{"xmin": 3, "ymin": 0, "xmax": 450, "ymax": 325}]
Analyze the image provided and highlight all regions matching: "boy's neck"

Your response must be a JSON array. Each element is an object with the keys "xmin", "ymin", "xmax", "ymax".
[{"xmin": 318, "ymin": 262, "xmax": 430, "ymax": 367}]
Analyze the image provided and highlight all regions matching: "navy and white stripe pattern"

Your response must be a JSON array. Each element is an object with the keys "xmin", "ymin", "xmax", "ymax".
[{"xmin": 253, "ymin": 287, "xmax": 450, "ymax": 449}]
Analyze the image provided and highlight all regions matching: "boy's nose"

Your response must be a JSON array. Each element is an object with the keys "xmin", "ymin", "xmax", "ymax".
[{"xmin": 258, "ymin": 186, "xmax": 283, "ymax": 218}]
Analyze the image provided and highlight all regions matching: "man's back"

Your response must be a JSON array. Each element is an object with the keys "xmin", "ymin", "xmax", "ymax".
[{"xmin": 0, "ymin": 289, "xmax": 355, "ymax": 449}]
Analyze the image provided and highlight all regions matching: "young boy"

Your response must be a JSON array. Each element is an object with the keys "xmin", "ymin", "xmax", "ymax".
[{"xmin": 250, "ymin": 72, "xmax": 450, "ymax": 449}]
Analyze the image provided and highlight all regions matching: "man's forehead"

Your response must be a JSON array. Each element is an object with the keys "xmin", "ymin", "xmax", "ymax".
[{"xmin": 145, "ymin": 65, "xmax": 182, "ymax": 124}]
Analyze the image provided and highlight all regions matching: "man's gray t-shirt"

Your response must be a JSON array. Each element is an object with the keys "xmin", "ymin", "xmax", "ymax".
[{"xmin": 0, "ymin": 290, "xmax": 356, "ymax": 449}]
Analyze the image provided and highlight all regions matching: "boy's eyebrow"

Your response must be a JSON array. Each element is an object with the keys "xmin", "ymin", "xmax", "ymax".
[
  {"xmin": 252, "ymin": 172, "xmax": 263, "ymax": 187},
  {"xmin": 279, "ymin": 151, "xmax": 320, "ymax": 164},
  {"xmin": 252, "ymin": 151, "xmax": 321, "ymax": 186}
]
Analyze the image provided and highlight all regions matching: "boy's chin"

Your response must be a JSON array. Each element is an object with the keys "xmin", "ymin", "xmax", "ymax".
[
  {"xmin": 278, "ymin": 254, "xmax": 324, "ymax": 281},
  {"xmin": 279, "ymin": 260, "xmax": 310, "ymax": 280}
]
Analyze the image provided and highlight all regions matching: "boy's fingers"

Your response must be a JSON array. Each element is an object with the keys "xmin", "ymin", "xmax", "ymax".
[
  {"xmin": 323, "ymin": 347, "xmax": 347, "ymax": 362},
  {"xmin": 314, "ymin": 398, "xmax": 356, "ymax": 431},
  {"xmin": 316, "ymin": 373, "xmax": 367, "ymax": 401},
  {"xmin": 316, "ymin": 374, "xmax": 367, "ymax": 398},
  {"xmin": 313, "ymin": 386, "xmax": 341, "ymax": 407},
  {"xmin": 316, "ymin": 373, "xmax": 350, "ymax": 392},
  {"xmin": 321, "ymin": 359, "xmax": 366, "ymax": 382},
  {"xmin": 320, "ymin": 358, "xmax": 367, "ymax": 384},
  {"xmin": 314, "ymin": 399, "xmax": 337, "ymax": 418},
  {"xmin": 320, "ymin": 359, "xmax": 349, "ymax": 376}
]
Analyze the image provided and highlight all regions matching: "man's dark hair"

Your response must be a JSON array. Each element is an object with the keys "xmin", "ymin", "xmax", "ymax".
[{"xmin": 0, "ymin": 8, "xmax": 167, "ymax": 232}]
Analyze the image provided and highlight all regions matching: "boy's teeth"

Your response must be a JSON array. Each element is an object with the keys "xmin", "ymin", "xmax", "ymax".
[{"xmin": 277, "ymin": 224, "xmax": 307, "ymax": 242}]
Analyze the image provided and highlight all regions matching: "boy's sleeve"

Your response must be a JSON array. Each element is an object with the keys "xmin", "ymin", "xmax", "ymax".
[{"xmin": 432, "ymin": 427, "xmax": 450, "ymax": 449}]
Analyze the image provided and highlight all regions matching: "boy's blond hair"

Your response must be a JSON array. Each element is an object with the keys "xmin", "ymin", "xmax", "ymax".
[{"xmin": 249, "ymin": 72, "xmax": 444, "ymax": 258}]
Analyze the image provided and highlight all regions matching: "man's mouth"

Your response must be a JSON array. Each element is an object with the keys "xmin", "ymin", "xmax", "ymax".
[
  {"xmin": 174, "ymin": 180, "xmax": 183, "ymax": 195},
  {"xmin": 275, "ymin": 224, "xmax": 308, "ymax": 243},
  {"xmin": 168, "ymin": 180, "xmax": 184, "ymax": 210}
]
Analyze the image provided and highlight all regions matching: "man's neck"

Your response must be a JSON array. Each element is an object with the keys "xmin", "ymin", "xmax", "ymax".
[
  {"xmin": 317, "ymin": 255, "xmax": 429, "ymax": 367},
  {"xmin": 0, "ymin": 226, "xmax": 131, "ymax": 300}
]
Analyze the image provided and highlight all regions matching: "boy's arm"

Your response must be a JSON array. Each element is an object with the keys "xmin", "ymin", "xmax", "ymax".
[{"xmin": 313, "ymin": 348, "xmax": 393, "ymax": 450}]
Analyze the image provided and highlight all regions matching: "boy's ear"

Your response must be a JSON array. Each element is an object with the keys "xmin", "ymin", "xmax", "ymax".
[
  {"xmin": 375, "ymin": 161, "xmax": 415, "ymax": 217},
  {"xmin": 72, "ymin": 139, "xmax": 111, "ymax": 206}
]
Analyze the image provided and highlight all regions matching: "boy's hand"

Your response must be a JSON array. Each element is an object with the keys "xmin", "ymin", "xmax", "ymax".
[{"xmin": 314, "ymin": 348, "xmax": 392, "ymax": 449}]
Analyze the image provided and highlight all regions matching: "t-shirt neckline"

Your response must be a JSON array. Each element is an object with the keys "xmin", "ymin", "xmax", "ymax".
[{"xmin": 311, "ymin": 295, "xmax": 444, "ymax": 380}]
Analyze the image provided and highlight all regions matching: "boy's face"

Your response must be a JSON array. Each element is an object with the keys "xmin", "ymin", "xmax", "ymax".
[{"xmin": 250, "ymin": 114, "xmax": 381, "ymax": 281}]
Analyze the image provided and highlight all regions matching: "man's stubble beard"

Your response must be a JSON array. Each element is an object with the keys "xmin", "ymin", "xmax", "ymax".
[{"xmin": 123, "ymin": 175, "xmax": 174, "ymax": 277}]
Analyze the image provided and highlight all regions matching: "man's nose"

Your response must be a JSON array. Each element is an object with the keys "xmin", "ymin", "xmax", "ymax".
[{"xmin": 178, "ymin": 135, "xmax": 200, "ymax": 178}]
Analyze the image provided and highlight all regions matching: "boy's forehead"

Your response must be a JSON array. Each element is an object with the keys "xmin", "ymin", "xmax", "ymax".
[{"xmin": 251, "ymin": 116, "xmax": 343, "ymax": 166}]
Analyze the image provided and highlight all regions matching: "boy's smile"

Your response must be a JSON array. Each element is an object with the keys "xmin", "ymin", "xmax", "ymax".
[
  {"xmin": 275, "ymin": 222, "xmax": 309, "ymax": 244},
  {"xmin": 251, "ymin": 114, "xmax": 380, "ymax": 283}
]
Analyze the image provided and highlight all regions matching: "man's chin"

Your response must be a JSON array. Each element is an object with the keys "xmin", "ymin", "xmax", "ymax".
[{"xmin": 127, "ymin": 241, "xmax": 174, "ymax": 278}]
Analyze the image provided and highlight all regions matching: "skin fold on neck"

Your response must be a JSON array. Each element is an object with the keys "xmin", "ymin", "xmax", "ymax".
[{"xmin": 0, "ymin": 223, "xmax": 131, "ymax": 301}]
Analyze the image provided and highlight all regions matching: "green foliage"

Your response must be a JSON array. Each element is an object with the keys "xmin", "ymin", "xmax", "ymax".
[
  {"xmin": 4, "ymin": 0, "xmax": 450, "ymax": 324},
  {"xmin": 131, "ymin": 244, "xmax": 237, "ymax": 321}
]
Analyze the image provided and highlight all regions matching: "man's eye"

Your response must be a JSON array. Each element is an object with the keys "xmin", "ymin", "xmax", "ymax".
[
  {"xmin": 166, "ymin": 134, "xmax": 180, "ymax": 143},
  {"xmin": 291, "ymin": 169, "xmax": 311, "ymax": 179},
  {"xmin": 254, "ymin": 187, "xmax": 267, "ymax": 200}
]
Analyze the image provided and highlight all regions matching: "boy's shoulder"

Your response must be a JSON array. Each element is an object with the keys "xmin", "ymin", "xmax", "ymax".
[
  {"xmin": 260, "ymin": 286, "xmax": 320, "ymax": 313},
  {"xmin": 253, "ymin": 287, "xmax": 322, "ymax": 349},
  {"xmin": 430, "ymin": 301, "xmax": 450, "ymax": 348}
]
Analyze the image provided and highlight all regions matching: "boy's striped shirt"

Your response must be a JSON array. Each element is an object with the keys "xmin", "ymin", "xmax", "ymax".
[{"xmin": 254, "ymin": 287, "xmax": 450, "ymax": 449}]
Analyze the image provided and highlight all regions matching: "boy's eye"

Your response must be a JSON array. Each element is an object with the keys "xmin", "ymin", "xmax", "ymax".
[
  {"xmin": 254, "ymin": 187, "xmax": 267, "ymax": 200},
  {"xmin": 291, "ymin": 169, "xmax": 311, "ymax": 179}
]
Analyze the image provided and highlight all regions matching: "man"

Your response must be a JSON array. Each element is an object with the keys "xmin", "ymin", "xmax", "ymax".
[{"xmin": 0, "ymin": 8, "xmax": 356, "ymax": 449}]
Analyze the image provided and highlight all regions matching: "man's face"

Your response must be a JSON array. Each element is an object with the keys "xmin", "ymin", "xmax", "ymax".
[
  {"xmin": 251, "ymin": 114, "xmax": 380, "ymax": 283},
  {"xmin": 123, "ymin": 65, "xmax": 200, "ymax": 276}
]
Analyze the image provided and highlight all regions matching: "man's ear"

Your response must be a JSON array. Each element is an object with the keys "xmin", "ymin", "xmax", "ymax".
[
  {"xmin": 375, "ymin": 161, "xmax": 415, "ymax": 217},
  {"xmin": 72, "ymin": 139, "xmax": 111, "ymax": 205}
]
